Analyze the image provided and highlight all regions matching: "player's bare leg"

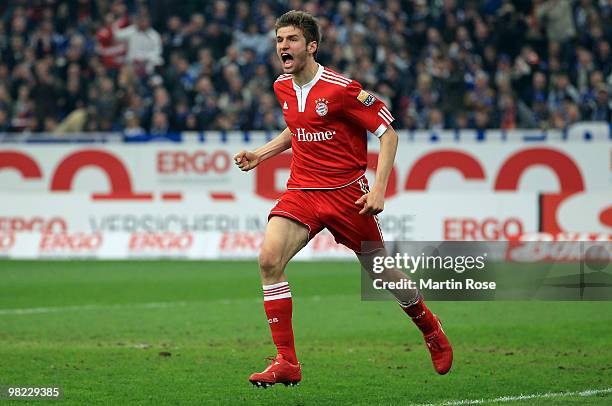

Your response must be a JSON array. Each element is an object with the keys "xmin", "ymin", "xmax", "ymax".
[
  {"xmin": 258, "ymin": 216, "xmax": 309, "ymax": 285},
  {"xmin": 249, "ymin": 216, "xmax": 309, "ymax": 388},
  {"xmin": 357, "ymin": 249, "xmax": 421, "ymax": 303},
  {"xmin": 357, "ymin": 250, "xmax": 453, "ymax": 374}
]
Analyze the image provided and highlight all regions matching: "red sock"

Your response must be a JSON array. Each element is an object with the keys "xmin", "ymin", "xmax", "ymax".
[
  {"xmin": 263, "ymin": 281, "xmax": 297, "ymax": 364},
  {"xmin": 399, "ymin": 296, "xmax": 436, "ymax": 335}
]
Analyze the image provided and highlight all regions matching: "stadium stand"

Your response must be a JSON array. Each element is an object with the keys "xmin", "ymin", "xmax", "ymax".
[{"xmin": 0, "ymin": 0, "xmax": 610, "ymax": 134}]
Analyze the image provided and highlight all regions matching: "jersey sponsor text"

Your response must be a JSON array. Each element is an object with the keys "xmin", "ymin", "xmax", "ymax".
[{"xmin": 293, "ymin": 128, "xmax": 336, "ymax": 142}]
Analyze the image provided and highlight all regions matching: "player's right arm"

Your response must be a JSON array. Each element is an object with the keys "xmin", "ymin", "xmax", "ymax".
[{"xmin": 234, "ymin": 127, "xmax": 292, "ymax": 172}]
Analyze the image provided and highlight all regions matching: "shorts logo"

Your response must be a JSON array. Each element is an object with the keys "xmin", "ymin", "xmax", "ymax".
[
  {"xmin": 357, "ymin": 90, "xmax": 375, "ymax": 106},
  {"xmin": 315, "ymin": 98, "xmax": 329, "ymax": 116}
]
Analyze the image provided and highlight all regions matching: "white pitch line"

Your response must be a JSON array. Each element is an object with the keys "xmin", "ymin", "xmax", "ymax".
[
  {"xmin": 0, "ymin": 299, "xmax": 259, "ymax": 315},
  {"xmin": 412, "ymin": 387, "xmax": 612, "ymax": 406},
  {"xmin": 0, "ymin": 294, "xmax": 347, "ymax": 316},
  {"xmin": 0, "ymin": 301, "xmax": 192, "ymax": 315}
]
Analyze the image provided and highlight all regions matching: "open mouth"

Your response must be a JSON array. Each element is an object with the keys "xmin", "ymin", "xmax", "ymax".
[{"xmin": 281, "ymin": 53, "xmax": 294, "ymax": 68}]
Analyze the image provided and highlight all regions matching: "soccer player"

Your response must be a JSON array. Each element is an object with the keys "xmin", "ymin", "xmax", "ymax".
[{"xmin": 234, "ymin": 10, "xmax": 453, "ymax": 388}]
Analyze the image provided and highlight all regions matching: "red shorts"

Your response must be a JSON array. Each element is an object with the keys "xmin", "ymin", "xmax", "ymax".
[{"xmin": 269, "ymin": 176, "xmax": 384, "ymax": 253}]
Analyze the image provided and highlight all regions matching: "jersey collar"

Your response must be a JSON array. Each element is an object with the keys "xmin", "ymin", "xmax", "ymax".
[{"xmin": 292, "ymin": 64, "xmax": 324, "ymax": 92}]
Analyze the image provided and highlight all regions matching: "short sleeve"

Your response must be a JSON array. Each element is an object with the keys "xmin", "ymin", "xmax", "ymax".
[
  {"xmin": 273, "ymin": 77, "xmax": 289, "ymax": 109},
  {"xmin": 273, "ymin": 81, "xmax": 282, "ymax": 108},
  {"xmin": 343, "ymin": 81, "xmax": 394, "ymax": 137}
]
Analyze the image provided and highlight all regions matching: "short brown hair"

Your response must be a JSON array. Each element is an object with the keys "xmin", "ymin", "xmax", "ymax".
[{"xmin": 275, "ymin": 10, "xmax": 321, "ymax": 55}]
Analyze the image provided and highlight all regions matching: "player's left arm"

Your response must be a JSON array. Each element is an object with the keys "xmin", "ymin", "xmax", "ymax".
[
  {"xmin": 355, "ymin": 126, "xmax": 398, "ymax": 215},
  {"xmin": 343, "ymin": 80, "xmax": 398, "ymax": 215}
]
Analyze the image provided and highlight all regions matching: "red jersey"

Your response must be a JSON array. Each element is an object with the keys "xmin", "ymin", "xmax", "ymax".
[
  {"xmin": 96, "ymin": 17, "xmax": 129, "ymax": 69},
  {"xmin": 273, "ymin": 65, "xmax": 394, "ymax": 189}
]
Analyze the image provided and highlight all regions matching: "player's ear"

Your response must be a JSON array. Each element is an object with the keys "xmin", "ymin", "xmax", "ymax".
[{"xmin": 307, "ymin": 41, "xmax": 318, "ymax": 56}]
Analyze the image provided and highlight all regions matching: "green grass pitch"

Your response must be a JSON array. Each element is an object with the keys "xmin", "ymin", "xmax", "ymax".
[{"xmin": 1, "ymin": 260, "xmax": 611, "ymax": 405}]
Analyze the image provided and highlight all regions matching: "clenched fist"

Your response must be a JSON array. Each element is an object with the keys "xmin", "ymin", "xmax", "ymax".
[
  {"xmin": 234, "ymin": 150, "xmax": 261, "ymax": 171},
  {"xmin": 355, "ymin": 189, "xmax": 385, "ymax": 215}
]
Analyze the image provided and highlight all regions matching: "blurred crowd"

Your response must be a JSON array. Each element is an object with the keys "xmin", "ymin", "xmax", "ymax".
[{"xmin": 0, "ymin": 0, "xmax": 610, "ymax": 134}]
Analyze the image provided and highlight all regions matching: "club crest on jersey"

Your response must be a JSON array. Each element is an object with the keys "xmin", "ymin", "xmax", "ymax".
[
  {"xmin": 314, "ymin": 98, "xmax": 329, "ymax": 117},
  {"xmin": 357, "ymin": 90, "xmax": 375, "ymax": 107}
]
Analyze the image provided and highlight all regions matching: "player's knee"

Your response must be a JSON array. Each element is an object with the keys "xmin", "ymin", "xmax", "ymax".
[{"xmin": 258, "ymin": 249, "xmax": 284, "ymax": 277}]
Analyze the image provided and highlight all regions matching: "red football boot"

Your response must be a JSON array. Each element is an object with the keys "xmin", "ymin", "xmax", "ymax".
[
  {"xmin": 248, "ymin": 354, "xmax": 301, "ymax": 388},
  {"xmin": 423, "ymin": 315, "xmax": 453, "ymax": 375}
]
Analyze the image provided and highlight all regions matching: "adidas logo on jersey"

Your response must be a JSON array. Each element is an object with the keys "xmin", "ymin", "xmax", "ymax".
[{"xmin": 283, "ymin": 101, "xmax": 288, "ymax": 110}]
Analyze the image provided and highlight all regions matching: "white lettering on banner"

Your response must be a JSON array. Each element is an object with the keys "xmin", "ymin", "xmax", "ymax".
[
  {"xmin": 0, "ymin": 232, "xmax": 16, "ymax": 251},
  {"xmin": 293, "ymin": 128, "xmax": 335, "ymax": 142},
  {"xmin": 219, "ymin": 232, "xmax": 264, "ymax": 253},
  {"xmin": 0, "ymin": 192, "xmax": 540, "ymax": 258},
  {"xmin": 505, "ymin": 240, "xmax": 612, "ymax": 262},
  {"xmin": 89, "ymin": 215, "xmax": 239, "ymax": 232},
  {"xmin": 311, "ymin": 233, "xmax": 352, "ymax": 253},
  {"xmin": 0, "ymin": 217, "xmax": 67, "ymax": 233},
  {"xmin": 128, "ymin": 232, "xmax": 193, "ymax": 252},
  {"xmin": 519, "ymin": 232, "xmax": 612, "ymax": 241},
  {"xmin": 39, "ymin": 232, "xmax": 103, "ymax": 253},
  {"xmin": 157, "ymin": 150, "xmax": 231, "ymax": 174},
  {"xmin": 377, "ymin": 215, "xmax": 414, "ymax": 240},
  {"xmin": 443, "ymin": 217, "xmax": 523, "ymax": 241}
]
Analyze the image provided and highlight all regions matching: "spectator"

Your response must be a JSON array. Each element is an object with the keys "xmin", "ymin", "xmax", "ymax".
[
  {"xmin": 123, "ymin": 110, "xmax": 146, "ymax": 136},
  {"xmin": 150, "ymin": 110, "xmax": 170, "ymax": 134},
  {"xmin": 11, "ymin": 85, "xmax": 33, "ymax": 131},
  {"xmin": 114, "ymin": 10, "xmax": 163, "ymax": 77},
  {"xmin": 218, "ymin": 74, "xmax": 251, "ymax": 130},
  {"xmin": 192, "ymin": 76, "xmax": 220, "ymax": 130},
  {"xmin": 182, "ymin": 13, "xmax": 206, "ymax": 61},
  {"xmin": 523, "ymin": 71, "xmax": 549, "ymax": 110},
  {"xmin": 235, "ymin": 22, "xmax": 272, "ymax": 59},
  {"xmin": 96, "ymin": 12, "xmax": 128, "ymax": 71},
  {"xmin": 565, "ymin": 102, "xmax": 583, "ymax": 125},
  {"xmin": 162, "ymin": 15, "xmax": 186, "ymax": 62},
  {"xmin": 536, "ymin": 0, "xmax": 577, "ymax": 44},
  {"xmin": 428, "ymin": 108, "xmax": 445, "ymax": 131},
  {"xmin": 62, "ymin": 63, "xmax": 87, "ymax": 114},
  {"xmin": 474, "ymin": 109, "xmax": 492, "ymax": 131},
  {"xmin": 498, "ymin": 92, "xmax": 518, "ymax": 130},
  {"xmin": 204, "ymin": 22, "xmax": 232, "ymax": 61},
  {"xmin": 95, "ymin": 76, "xmax": 119, "ymax": 131},
  {"xmin": 496, "ymin": 2, "xmax": 528, "ymax": 59},
  {"xmin": 30, "ymin": 61, "xmax": 61, "ymax": 131},
  {"xmin": 594, "ymin": 40, "xmax": 611, "ymax": 77},
  {"xmin": 165, "ymin": 52, "xmax": 196, "ymax": 101},
  {"xmin": 464, "ymin": 70, "xmax": 496, "ymax": 114},
  {"xmin": 173, "ymin": 100, "xmax": 191, "ymax": 131},
  {"xmin": 548, "ymin": 72, "xmax": 580, "ymax": 111},
  {"xmin": 574, "ymin": 47, "xmax": 596, "ymax": 93},
  {"xmin": 0, "ymin": 84, "xmax": 13, "ymax": 116},
  {"xmin": 0, "ymin": 108, "xmax": 11, "ymax": 132},
  {"xmin": 584, "ymin": 85, "xmax": 612, "ymax": 121},
  {"xmin": 144, "ymin": 85, "xmax": 173, "ymax": 130}
]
